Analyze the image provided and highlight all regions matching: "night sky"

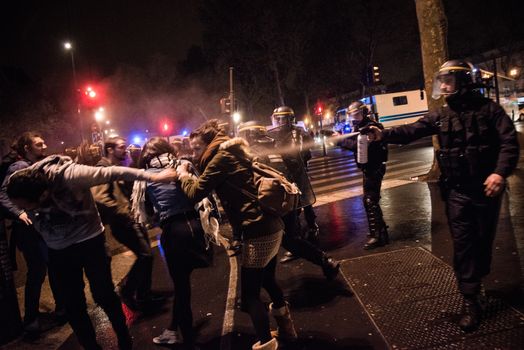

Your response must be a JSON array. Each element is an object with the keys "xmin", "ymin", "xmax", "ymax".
[
  {"xmin": 2, "ymin": 0, "xmax": 203, "ymax": 80},
  {"xmin": 3, "ymin": 0, "xmax": 523, "ymax": 84}
]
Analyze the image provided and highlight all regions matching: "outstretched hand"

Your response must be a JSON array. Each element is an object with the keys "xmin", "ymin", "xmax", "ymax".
[
  {"xmin": 365, "ymin": 126, "xmax": 383, "ymax": 141},
  {"xmin": 484, "ymin": 173, "xmax": 504, "ymax": 197}
]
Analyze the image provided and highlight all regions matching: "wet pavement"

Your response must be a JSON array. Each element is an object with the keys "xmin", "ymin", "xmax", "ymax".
[{"xmin": 3, "ymin": 122, "xmax": 524, "ymax": 349}]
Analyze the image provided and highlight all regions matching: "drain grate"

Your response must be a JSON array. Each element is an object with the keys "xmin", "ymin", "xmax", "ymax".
[{"xmin": 341, "ymin": 247, "xmax": 524, "ymax": 349}]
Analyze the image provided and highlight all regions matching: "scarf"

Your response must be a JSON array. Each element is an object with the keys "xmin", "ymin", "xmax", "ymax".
[{"xmin": 131, "ymin": 153, "xmax": 175, "ymax": 224}]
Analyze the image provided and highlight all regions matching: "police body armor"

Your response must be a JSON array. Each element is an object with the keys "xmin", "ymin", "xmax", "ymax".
[
  {"xmin": 436, "ymin": 103, "xmax": 496, "ymax": 188},
  {"xmin": 266, "ymin": 124, "xmax": 316, "ymax": 208}
]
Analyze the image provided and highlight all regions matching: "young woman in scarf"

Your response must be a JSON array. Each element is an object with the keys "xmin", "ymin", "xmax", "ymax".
[{"xmin": 134, "ymin": 137, "xmax": 202, "ymax": 349}]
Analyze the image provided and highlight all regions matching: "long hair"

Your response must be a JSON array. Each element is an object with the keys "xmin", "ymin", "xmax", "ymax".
[
  {"xmin": 189, "ymin": 119, "xmax": 223, "ymax": 144},
  {"xmin": 138, "ymin": 137, "xmax": 175, "ymax": 169}
]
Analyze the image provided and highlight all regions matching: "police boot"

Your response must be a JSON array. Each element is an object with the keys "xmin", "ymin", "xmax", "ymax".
[
  {"xmin": 269, "ymin": 302, "xmax": 297, "ymax": 342},
  {"xmin": 458, "ymin": 295, "xmax": 481, "ymax": 332},
  {"xmin": 252, "ymin": 337, "xmax": 278, "ymax": 350},
  {"xmin": 321, "ymin": 254, "xmax": 340, "ymax": 280},
  {"xmin": 363, "ymin": 198, "xmax": 388, "ymax": 250},
  {"xmin": 363, "ymin": 223, "xmax": 389, "ymax": 250}
]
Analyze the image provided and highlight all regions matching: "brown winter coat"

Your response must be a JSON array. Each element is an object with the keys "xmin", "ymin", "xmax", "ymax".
[{"xmin": 179, "ymin": 134, "xmax": 283, "ymax": 239}]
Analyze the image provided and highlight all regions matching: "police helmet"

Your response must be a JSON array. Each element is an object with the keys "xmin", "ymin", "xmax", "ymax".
[
  {"xmin": 347, "ymin": 101, "xmax": 369, "ymax": 126},
  {"xmin": 271, "ymin": 106, "xmax": 296, "ymax": 127},
  {"xmin": 237, "ymin": 121, "xmax": 274, "ymax": 145},
  {"xmin": 432, "ymin": 59, "xmax": 482, "ymax": 99}
]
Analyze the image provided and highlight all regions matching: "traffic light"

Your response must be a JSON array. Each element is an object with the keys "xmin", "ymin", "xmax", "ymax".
[
  {"xmin": 220, "ymin": 98, "xmax": 231, "ymax": 114},
  {"xmin": 160, "ymin": 120, "xmax": 173, "ymax": 135},
  {"xmin": 373, "ymin": 66, "xmax": 381, "ymax": 84},
  {"xmin": 314, "ymin": 101, "xmax": 323, "ymax": 116},
  {"xmin": 81, "ymin": 85, "xmax": 101, "ymax": 108}
]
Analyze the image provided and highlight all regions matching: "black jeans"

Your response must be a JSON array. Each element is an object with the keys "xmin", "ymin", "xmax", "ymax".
[
  {"xmin": 109, "ymin": 214, "xmax": 153, "ymax": 300},
  {"xmin": 160, "ymin": 216, "xmax": 199, "ymax": 345},
  {"xmin": 48, "ymin": 234, "xmax": 129, "ymax": 349},
  {"xmin": 446, "ymin": 187, "xmax": 502, "ymax": 295},
  {"xmin": 13, "ymin": 222, "xmax": 64, "ymax": 323},
  {"xmin": 282, "ymin": 211, "xmax": 325, "ymax": 265}
]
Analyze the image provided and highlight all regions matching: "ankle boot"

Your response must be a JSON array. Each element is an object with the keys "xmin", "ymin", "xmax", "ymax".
[
  {"xmin": 458, "ymin": 295, "xmax": 481, "ymax": 332},
  {"xmin": 269, "ymin": 302, "xmax": 297, "ymax": 341},
  {"xmin": 321, "ymin": 255, "xmax": 340, "ymax": 280},
  {"xmin": 252, "ymin": 337, "xmax": 278, "ymax": 350}
]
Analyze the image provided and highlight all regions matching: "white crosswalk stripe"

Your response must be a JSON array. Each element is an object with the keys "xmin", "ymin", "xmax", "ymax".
[{"xmin": 307, "ymin": 148, "xmax": 431, "ymax": 198}]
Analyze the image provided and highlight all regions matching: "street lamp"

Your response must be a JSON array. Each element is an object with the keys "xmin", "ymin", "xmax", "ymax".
[
  {"xmin": 63, "ymin": 41, "xmax": 84, "ymax": 142},
  {"xmin": 509, "ymin": 68, "xmax": 519, "ymax": 78}
]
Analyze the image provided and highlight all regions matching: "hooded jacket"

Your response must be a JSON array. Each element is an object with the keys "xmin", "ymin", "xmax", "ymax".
[
  {"xmin": 11, "ymin": 155, "xmax": 156, "ymax": 249},
  {"xmin": 180, "ymin": 135, "xmax": 283, "ymax": 239}
]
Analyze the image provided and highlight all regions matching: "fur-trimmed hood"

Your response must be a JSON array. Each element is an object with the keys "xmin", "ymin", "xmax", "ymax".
[{"xmin": 219, "ymin": 137, "xmax": 249, "ymax": 151}]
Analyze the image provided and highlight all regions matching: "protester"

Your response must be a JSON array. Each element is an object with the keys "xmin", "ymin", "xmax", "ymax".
[
  {"xmin": 6, "ymin": 154, "xmax": 177, "ymax": 349},
  {"xmin": 177, "ymin": 120, "xmax": 294, "ymax": 350},
  {"xmin": 134, "ymin": 137, "xmax": 204, "ymax": 349},
  {"xmin": 91, "ymin": 136, "xmax": 164, "ymax": 310},
  {"xmin": 0, "ymin": 132, "xmax": 65, "ymax": 333}
]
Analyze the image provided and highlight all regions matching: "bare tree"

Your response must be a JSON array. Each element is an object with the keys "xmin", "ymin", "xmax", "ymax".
[{"xmin": 415, "ymin": 0, "xmax": 448, "ymax": 181}]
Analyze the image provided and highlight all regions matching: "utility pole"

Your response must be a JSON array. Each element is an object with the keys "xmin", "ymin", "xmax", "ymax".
[
  {"xmin": 229, "ymin": 67, "xmax": 235, "ymax": 136},
  {"xmin": 493, "ymin": 57, "xmax": 500, "ymax": 104}
]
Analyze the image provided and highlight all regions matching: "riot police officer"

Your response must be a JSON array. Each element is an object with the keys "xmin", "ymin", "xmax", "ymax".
[
  {"xmin": 238, "ymin": 121, "xmax": 340, "ymax": 280},
  {"xmin": 270, "ymin": 106, "xmax": 320, "ymax": 242},
  {"xmin": 339, "ymin": 101, "xmax": 389, "ymax": 249},
  {"xmin": 367, "ymin": 59, "xmax": 519, "ymax": 332}
]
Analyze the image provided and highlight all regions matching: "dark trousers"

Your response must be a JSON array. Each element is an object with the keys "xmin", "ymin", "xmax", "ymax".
[
  {"xmin": 109, "ymin": 214, "xmax": 153, "ymax": 300},
  {"xmin": 362, "ymin": 165, "xmax": 386, "ymax": 235},
  {"xmin": 302, "ymin": 205, "xmax": 317, "ymax": 228},
  {"xmin": 446, "ymin": 188, "xmax": 502, "ymax": 295},
  {"xmin": 282, "ymin": 211, "xmax": 324, "ymax": 265},
  {"xmin": 160, "ymin": 216, "xmax": 198, "ymax": 345},
  {"xmin": 13, "ymin": 222, "xmax": 63, "ymax": 323},
  {"xmin": 48, "ymin": 234, "xmax": 129, "ymax": 349},
  {"xmin": 241, "ymin": 257, "xmax": 285, "ymax": 343}
]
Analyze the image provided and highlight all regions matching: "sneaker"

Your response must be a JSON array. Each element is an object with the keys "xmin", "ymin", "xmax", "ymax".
[{"xmin": 153, "ymin": 329, "xmax": 183, "ymax": 345}]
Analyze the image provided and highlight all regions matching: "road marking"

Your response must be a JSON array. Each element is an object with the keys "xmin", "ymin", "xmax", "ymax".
[{"xmin": 218, "ymin": 235, "xmax": 238, "ymax": 350}]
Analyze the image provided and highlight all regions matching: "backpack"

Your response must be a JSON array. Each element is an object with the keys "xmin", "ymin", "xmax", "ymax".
[{"xmin": 227, "ymin": 160, "xmax": 301, "ymax": 217}]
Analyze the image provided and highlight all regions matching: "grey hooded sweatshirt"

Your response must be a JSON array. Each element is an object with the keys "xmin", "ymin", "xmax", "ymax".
[{"xmin": 10, "ymin": 155, "xmax": 155, "ymax": 250}]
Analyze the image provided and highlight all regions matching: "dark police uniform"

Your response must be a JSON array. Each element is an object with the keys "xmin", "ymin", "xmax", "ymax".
[
  {"xmin": 341, "ymin": 116, "xmax": 389, "ymax": 247},
  {"xmin": 382, "ymin": 92, "xmax": 519, "ymax": 296}
]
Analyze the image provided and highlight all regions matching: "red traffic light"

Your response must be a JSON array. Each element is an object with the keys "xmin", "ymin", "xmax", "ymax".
[
  {"xmin": 315, "ymin": 102, "xmax": 323, "ymax": 115},
  {"xmin": 85, "ymin": 86, "xmax": 97, "ymax": 99},
  {"xmin": 81, "ymin": 85, "xmax": 104, "ymax": 108},
  {"xmin": 160, "ymin": 120, "xmax": 173, "ymax": 135}
]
